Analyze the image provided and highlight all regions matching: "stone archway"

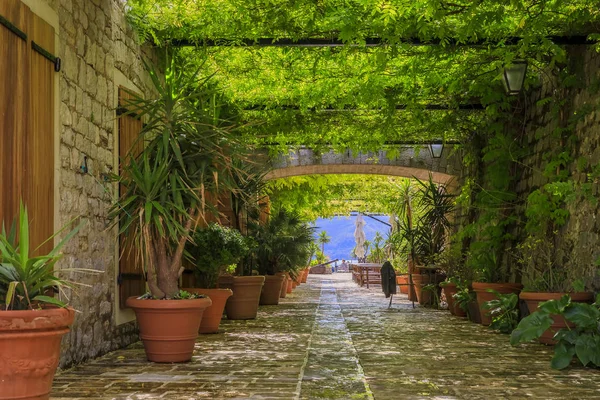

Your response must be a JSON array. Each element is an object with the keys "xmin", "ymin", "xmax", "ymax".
[{"xmin": 263, "ymin": 146, "xmax": 462, "ymax": 190}]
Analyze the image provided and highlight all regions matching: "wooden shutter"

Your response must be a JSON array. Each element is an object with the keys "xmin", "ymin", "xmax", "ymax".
[
  {"xmin": 118, "ymin": 87, "xmax": 145, "ymax": 308},
  {"xmin": 0, "ymin": 0, "xmax": 54, "ymax": 255}
]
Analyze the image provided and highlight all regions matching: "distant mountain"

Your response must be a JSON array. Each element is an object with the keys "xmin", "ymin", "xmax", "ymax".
[{"xmin": 313, "ymin": 215, "xmax": 391, "ymax": 261}]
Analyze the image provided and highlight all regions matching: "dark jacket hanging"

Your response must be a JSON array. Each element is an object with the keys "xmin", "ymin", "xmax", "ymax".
[{"xmin": 381, "ymin": 261, "xmax": 397, "ymax": 298}]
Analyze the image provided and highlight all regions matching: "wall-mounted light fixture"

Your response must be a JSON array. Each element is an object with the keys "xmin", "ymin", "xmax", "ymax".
[{"xmin": 503, "ymin": 60, "xmax": 528, "ymax": 95}]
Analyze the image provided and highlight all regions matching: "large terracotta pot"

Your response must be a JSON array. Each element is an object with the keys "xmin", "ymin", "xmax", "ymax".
[
  {"xmin": 286, "ymin": 277, "xmax": 293, "ymax": 294},
  {"xmin": 396, "ymin": 275, "xmax": 409, "ymax": 294},
  {"xmin": 441, "ymin": 282, "xmax": 458, "ymax": 315},
  {"xmin": 472, "ymin": 282, "xmax": 523, "ymax": 326},
  {"xmin": 127, "ymin": 297, "xmax": 212, "ymax": 362},
  {"xmin": 520, "ymin": 292, "xmax": 594, "ymax": 344},
  {"xmin": 218, "ymin": 276, "xmax": 265, "ymax": 320},
  {"xmin": 280, "ymin": 276, "xmax": 288, "ymax": 298},
  {"xmin": 0, "ymin": 307, "xmax": 75, "ymax": 400},
  {"xmin": 412, "ymin": 274, "xmax": 443, "ymax": 306},
  {"xmin": 183, "ymin": 288, "xmax": 233, "ymax": 334},
  {"xmin": 260, "ymin": 274, "xmax": 286, "ymax": 305}
]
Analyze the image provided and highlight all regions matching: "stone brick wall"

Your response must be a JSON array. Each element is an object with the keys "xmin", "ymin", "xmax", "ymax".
[
  {"xmin": 516, "ymin": 46, "xmax": 600, "ymax": 290},
  {"xmin": 29, "ymin": 0, "xmax": 158, "ymax": 366}
]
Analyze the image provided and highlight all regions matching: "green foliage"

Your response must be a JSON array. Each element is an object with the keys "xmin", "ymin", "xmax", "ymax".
[
  {"xmin": 0, "ymin": 204, "xmax": 90, "ymax": 310},
  {"xmin": 483, "ymin": 291, "xmax": 519, "ymax": 334},
  {"xmin": 452, "ymin": 287, "xmax": 475, "ymax": 316},
  {"xmin": 317, "ymin": 230, "xmax": 331, "ymax": 256},
  {"xmin": 367, "ymin": 232, "xmax": 387, "ymax": 263},
  {"xmin": 108, "ymin": 55, "xmax": 246, "ymax": 299},
  {"xmin": 249, "ymin": 209, "xmax": 316, "ymax": 275},
  {"xmin": 511, "ymin": 294, "xmax": 600, "ymax": 370},
  {"xmin": 267, "ymin": 174, "xmax": 409, "ymax": 220},
  {"xmin": 186, "ymin": 223, "xmax": 249, "ymax": 288}
]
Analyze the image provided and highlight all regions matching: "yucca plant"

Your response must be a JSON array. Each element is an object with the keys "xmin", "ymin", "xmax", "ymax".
[
  {"xmin": 0, "ymin": 204, "xmax": 86, "ymax": 310},
  {"xmin": 109, "ymin": 55, "xmax": 246, "ymax": 299},
  {"xmin": 249, "ymin": 209, "xmax": 315, "ymax": 276}
]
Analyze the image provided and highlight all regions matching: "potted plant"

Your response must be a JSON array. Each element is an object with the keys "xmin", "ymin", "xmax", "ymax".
[
  {"xmin": 511, "ymin": 294, "xmax": 600, "ymax": 369},
  {"xmin": 393, "ymin": 176, "xmax": 454, "ymax": 306},
  {"xmin": 109, "ymin": 59, "xmax": 241, "ymax": 362},
  {"xmin": 470, "ymin": 248, "xmax": 523, "ymax": 326},
  {"xmin": 453, "ymin": 286, "xmax": 479, "ymax": 322},
  {"xmin": 0, "ymin": 204, "xmax": 89, "ymax": 400},
  {"xmin": 183, "ymin": 223, "xmax": 249, "ymax": 333},
  {"xmin": 250, "ymin": 209, "xmax": 315, "ymax": 305},
  {"xmin": 438, "ymin": 244, "xmax": 469, "ymax": 315},
  {"xmin": 515, "ymin": 235, "xmax": 594, "ymax": 344}
]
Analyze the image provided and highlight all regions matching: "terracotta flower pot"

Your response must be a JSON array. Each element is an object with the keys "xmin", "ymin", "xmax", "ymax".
[
  {"xmin": 219, "ymin": 276, "xmax": 265, "ymax": 320},
  {"xmin": 412, "ymin": 274, "xmax": 442, "ymax": 306},
  {"xmin": 183, "ymin": 288, "xmax": 233, "ymax": 334},
  {"xmin": 0, "ymin": 307, "xmax": 75, "ymax": 400},
  {"xmin": 280, "ymin": 276, "xmax": 288, "ymax": 298},
  {"xmin": 260, "ymin": 274, "xmax": 286, "ymax": 305},
  {"xmin": 472, "ymin": 282, "xmax": 523, "ymax": 326},
  {"xmin": 396, "ymin": 275, "xmax": 409, "ymax": 294},
  {"xmin": 520, "ymin": 292, "xmax": 594, "ymax": 344},
  {"xmin": 286, "ymin": 277, "xmax": 293, "ymax": 294},
  {"xmin": 301, "ymin": 269, "xmax": 309, "ymax": 283},
  {"xmin": 127, "ymin": 297, "xmax": 211, "ymax": 362},
  {"xmin": 441, "ymin": 282, "xmax": 458, "ymax": 315}
]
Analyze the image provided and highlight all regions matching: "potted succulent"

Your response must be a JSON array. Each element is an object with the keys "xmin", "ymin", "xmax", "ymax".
[
  {"xmin": 109, "ymin": 59, "xmax": 241, "ymax": 362},
  {"xmin": 250, "ymin": 209, "xmax": 315, "ymax": 305},
  {"xmin": 0, "ymin": 204, "xmax": 89, "ymax": 400},
  {"xmin": 183, "ymin": 223, "xmax": 249, "ymax": 333}
]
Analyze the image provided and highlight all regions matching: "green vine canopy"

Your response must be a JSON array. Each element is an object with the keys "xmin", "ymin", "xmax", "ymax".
[{"xmin": 126, "ymin": 0, "xmax": 600, "ymax": 151}]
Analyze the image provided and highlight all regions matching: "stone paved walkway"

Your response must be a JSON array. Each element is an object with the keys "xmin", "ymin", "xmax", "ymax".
[{"xmin": 52, "ymin": 274, "xmax": 600, "ymax": 399}]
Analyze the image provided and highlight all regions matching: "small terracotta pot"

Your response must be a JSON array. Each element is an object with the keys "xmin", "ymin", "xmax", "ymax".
[
  {"xmin": 473, "ymin": 282, "xmax": 523, "ymax": 326},
  {"xmin": 280, "ymin": 276, "xmax": 288, "ymax": 298},
  {"xmin": 396, "ymin": 275, "xmax": 409, "ymax": 294},
  {"xmin": 0, "ymin": 307, "xmax": 75, "ymax": 400},
  {"xmin": 219, "ymin": 276, "xmax": 265, "ymax": 320},
  {"xmin": 301, "ymin": 269, "xmax": 309, "ymax": 283},
  {"xmin": 260, "ymin": 274, "xmax": 286, "ymax": 305},
  {"xmin": 126, "ymin": 297, "xmax": 212, "ymax": 362},
  {"xmin": 286, "ymin": 277, "xmax": 293, "ymax": 294},
  {"xmin": 184, "ymin": 288, "xmax": 233, "ymax": 334},
  {"xmin": 520, "ymin": 292, "xmax": 594, "ymax": 344},
  {"xmin": 441, "ymin": 282, "xmax": 458, "ymax": 315}
]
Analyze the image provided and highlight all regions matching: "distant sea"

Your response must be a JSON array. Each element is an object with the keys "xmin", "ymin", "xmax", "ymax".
[{"xmin": 313, "ymin": 215, "xmax": 391, "ymax": 261}]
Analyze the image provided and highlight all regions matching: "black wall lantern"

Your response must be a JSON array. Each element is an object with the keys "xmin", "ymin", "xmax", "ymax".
[
  {"xmin": 502, "ymin": 60, "xmax": 528, "ymax": 95},
  {"xmin": 429, "ymin": 142, "xmax": 444, "ymax": 158}
]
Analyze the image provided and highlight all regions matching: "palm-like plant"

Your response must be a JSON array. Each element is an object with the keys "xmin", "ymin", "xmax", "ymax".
[
  {"xmin": 109, "ymin": 56, "xmax": 243, "ymax": 299},
  {"xmin": 317, "ymin": 230, "xmax": 331, "ymax": 255},
  {"xmin": 250, "ymin": 209, "xmax": 316, "ymax": 276}
]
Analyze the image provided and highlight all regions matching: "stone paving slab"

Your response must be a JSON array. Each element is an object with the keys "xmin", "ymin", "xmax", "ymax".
[{"xmin": 52, "ymin": 274, "xmax": 600, "ymax": 399}]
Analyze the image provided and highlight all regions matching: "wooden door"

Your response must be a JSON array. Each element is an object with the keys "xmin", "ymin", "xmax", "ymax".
[
  {"xmin": 117, "ymin": 87, "xmax": 145, "ymax": 308},
  {"xmin": 0, "ymin": 0, "xmax": 55, "ymax": 255}
]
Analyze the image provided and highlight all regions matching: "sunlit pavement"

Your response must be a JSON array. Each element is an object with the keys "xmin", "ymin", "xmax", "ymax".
[{"xmin": 52, "ymin": 274, "xmax": 600, "ymax": 399}]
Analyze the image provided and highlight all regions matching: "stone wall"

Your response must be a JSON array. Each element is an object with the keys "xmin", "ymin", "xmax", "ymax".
[
  {"xmin": 30, "ymin": 0, "xmax": 158, "ymax": 366},
  {"xmin": 517, "ymin": 46, "xmax": 600, "ymax": 290},
  {"xmin": 457, "ymin": 46, "xmax": 600, "ymax": 290}
]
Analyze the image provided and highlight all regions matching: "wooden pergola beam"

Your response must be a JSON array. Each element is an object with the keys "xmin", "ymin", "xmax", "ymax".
[{"xmin": 171, "ymin": 35, "xmax": 593, "ymax": 48}]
